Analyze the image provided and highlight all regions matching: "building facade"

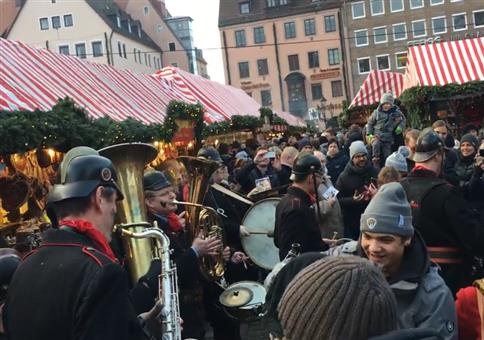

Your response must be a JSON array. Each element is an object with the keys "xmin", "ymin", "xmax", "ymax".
[
  {"xmin": 114, "ymin": 0, "xmax": 190, "ymax": 72},
  {"xmin": 342, "ymin": 0, "xmax": 484, "ymax": 99},
  {"xmin": 219, "ymin": 0, "xmax": 345, "ymax": 119},
  {"xmin": 6, "ymin": 0, "xmax": 162, "ymax": 74}
]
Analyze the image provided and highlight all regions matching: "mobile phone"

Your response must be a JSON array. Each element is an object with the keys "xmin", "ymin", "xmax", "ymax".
[{"xmin": 264, "ymin": 151, "xmax": 276, "ymax": 159}]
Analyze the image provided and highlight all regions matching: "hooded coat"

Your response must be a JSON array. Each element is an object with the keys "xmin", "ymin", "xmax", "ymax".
[{"xmin": 367, "ymin": 104, "xmax": 406, "ymax": 142}]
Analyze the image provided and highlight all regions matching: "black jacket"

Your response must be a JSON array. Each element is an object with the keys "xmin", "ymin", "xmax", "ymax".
[
  {"xmin": 336, "ymin": 160, "xmax": 378, "ymax": 239},
  {"xmin": 326, "ymin": 151, "xmax": 349, "ymax": 182},
  {"xmin": 400, "ymin": 168, "xmax": 484, "ymax": 293},
  {"xmin": 235, "ymin": 162, "xmax": 280, "ymax": 194},
  {"xmin": 277, "ymin": 164, "xmax": 293, "ymax": 188},
  {"xmin": 443, "ymin": 148, "xmax": 459, "ymax": 186},
  {"xmin": 274, "ymin": 186, "xmax": 328, "ymax": 260},
  {"xmin": 3, "ymin": 228, "xmax": 144, "ymax": 340}
]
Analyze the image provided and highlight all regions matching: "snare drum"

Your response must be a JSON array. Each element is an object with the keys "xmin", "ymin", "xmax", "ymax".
[{"xmin": 219, "ymin": 281, "xmax": 267, "ymax": 322}]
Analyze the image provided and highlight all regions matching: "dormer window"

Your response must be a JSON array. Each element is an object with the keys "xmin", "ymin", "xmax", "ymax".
[
  {"xmin": 116, "ymin": 14, "xmax": 121, "ymax": 28},
  {"xmin": 137, "ymin": 25, "xmax": 141, "ymax": 38},
  {"xmin": 128, "ymin": 19, "xmax": 132, "ymax": 33}
]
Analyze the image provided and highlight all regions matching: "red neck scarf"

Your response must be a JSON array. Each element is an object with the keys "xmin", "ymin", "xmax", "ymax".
[
  {"xmin": 166, "ymin": 213, "xmax": 183, "ymax": 233},
  {"xmin": 413, "ymin": 164, "xmax": 435, "ymax": 174},
  {"xmin": 59, "ymin": 219, "xmax": 118, "ymax": 262}
]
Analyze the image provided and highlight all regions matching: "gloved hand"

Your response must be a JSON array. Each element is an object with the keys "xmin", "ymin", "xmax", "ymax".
[{"xmin": 395, "ymin": 126, "xmax": 403, "ymax": 135}]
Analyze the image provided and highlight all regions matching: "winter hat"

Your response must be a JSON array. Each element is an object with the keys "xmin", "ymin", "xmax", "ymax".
[
  {"xmin": 278, "ymin": 256, "xmax": 397, "ymax": 340},
  {"xmin": 349, "ymin": 140, "xmax": 368, "ymax": 159},
  {"xmin": 361, "ymin": 182, "xmax": 414, "ymax": 237},
  {"xmin": 380, "ymin": 92, "xmax": 394, "ymax": 105},
  {"xmin": 462, "ymin": 123, "xmax": 478, "ymax": 136},
  {"xmin": 235, "ymin": 150, "xmax": 250, "ymax": 161},
  {"xmin": 460, "ymin": 133, "xmax": 479, "ymax": 152},
  {"xmin": 297, "ymin": 138, "xmax": 312, "ymax": 151},
  {"xmin": 385, "ymin": 146, "xmax": 410, "ymax": 173}
]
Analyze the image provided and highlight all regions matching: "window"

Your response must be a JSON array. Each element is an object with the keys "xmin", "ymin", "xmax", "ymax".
[
  {"xmin": 261, "ymin": 90, "xmax": 272, "ymax": 106},
  {"xmin": 373, "ymin": 26, "xmax": 387, "ymax": 44},
  {"xmin": 304, "ymin": 19, "xmax": 316, "ymax": 36},
  {"xmin": 280, "ymin": 0, "xmax": 287, "ymax": 5},
  {"xmin": 354, "ymin": 29, "xmax": 368, "ymax": 47},
  {"xmin": 257, "ymin": 59, "xmax": 269, "ymax": 75},
  {"xmin": 370, "ymin": 0, "xmax": 384, "ymax": 16},
  {"xmin": 143, "ymin": 6, "xmax": 149, "ymax": 15},
  {"xmin": 240, "ymin": 2, "xmax": 250, "ymax": 14},
  {"xmin": 63, "ymin": 14, "xmax": 73, "ymax": 27},
  {"xmin": 358, "ymin": 57, "xmax": 371, "ymax": 74},
  {"xmin": 144, "ymin": 53, "xmax": 148, "ymax": 66},
  {"xmin": 452, "ymin": 13, "xmax": 467, "ymax": 31},
  {"xmin": 138, "ymin": 50, "xmax": 141, "ymax": 61},
  {"xmin": 390, "ymin": 0, "xmax": 403, "ymax": 13},
  {"xmin": 376, "ymin": 54, "xmax": 390, "ymax": 70},
  {"xmin": 410, "ymin": 0, "xmax": 423, "ymax": 9},
  {"xmin": 331, "ymin": 80, "xmax": 343, "ymax": 97},
  {"xmin": 134, "ymin": 48, "xmax": 138, "ymax": 63},
  {"xmin": 117, "ymin": 42, "xmax": 122, "ymax": 57},
  {"xmin": 430, "ymin": 0, "xmax": 443, "ymax": 5},
  {"xmin": 311, "ymin": 84, "xmax": 323, "ymax": 100},
  {"xmin": 352, "ymin": 1, "xmax": 365, "ymax": 19},
  {"xmin": 123, "ymin": 44, "xmax": 127, "ymax": 58},
  {"xmin": 308, "ymin": 51, "xmax": 319, "ymax": 68},
  {"xmin": 254, "ymin": 27, "xmax": 265, "ymax": 43},
  {"xmin": 284, "ymin": 22, "xmax": 296, "ymax": 39},
  {"xmin": 58, "ymin": 45, "xmax": 69, "ymax": 55},
  {"xmin": 92, "ymin": 41, "xmax": 103, "ymax": 57},
  {"xmin": 238, "ymin": 62, "xmax": 250, "ymax": 78},
  {"xmin": 116, "ymin": 15, "xmax": 121, "ymax": 28},
  {"xmin": 328, "ymin": 48, "xmax": 340, "ymax": 65},
  {"xmin": 432, "ymin": 16, "xmax": 446, "ymax": 34},
  {"xmin": 267, "ymin": 0, "xmax": 276, "ymax": 7},
  {"xmin": 235, "ymin": 30, "xmax": 246, "ymax": 47},
  {"xmin": 324, "ymin": 15, "xmax": 336, "ymax": 32},
  {"xmin": 75, "ymin": 43, "xmax": 86, "ymax": 59},
  {"xmin": 39, "ymin": 17, "xmax": 49, "ymax": 30},
  {"xmin": 474, "ymin": 10, "xmax": 484, "ymax": 28},
  {"xmin": 392, "ymin": 23, "xmax": 407, "ymax": 40},
  {"xmin": 395, "ymin": 52, "xmax": 408, "ymax": 69},
  {"xmin": 51, "ymin": 16, "xmax": 61, "ymax": 29},
  {"xmin": 288, "ymin": 54, "xmax": 299, "ymax": 71},
  {"xmin": 412, "ymin": 20, "xmax": 426, "ymax": 37},
  {"xmin": 169, "ymin": 42, "xmax": 176, "ymax": 51}
]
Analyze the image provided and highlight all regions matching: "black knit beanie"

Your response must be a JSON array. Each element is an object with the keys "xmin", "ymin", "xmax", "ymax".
[
  {"xmin": 460, "ymin": 133, "xmax": 479, "ymax": 152},
  {"xmin": 278, "ymin": 256, "xmax": 397, "ymax": 340}
]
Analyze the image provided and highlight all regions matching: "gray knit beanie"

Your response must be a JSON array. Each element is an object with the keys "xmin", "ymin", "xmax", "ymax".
[
  {"xmin": 380, "ymin": 92, "xmax": 394, "ymax": 105},
  {"xmin": 460, "ymin": 133, "xmax": 479, "ymax": 151},
  {"xmin": 361, "ymin": 182, "xmax": 414, "ymax": 237},
  {"xmin": 385, "ymin": 146, "xmax": 410, "ymax": 173},
  {"xmin": 278, "ymin": 256, "xmax": 397, "ymax": 340},
  {"xmin": 349, "ymin": 140, "xmax": 368, "ymax": 159}
]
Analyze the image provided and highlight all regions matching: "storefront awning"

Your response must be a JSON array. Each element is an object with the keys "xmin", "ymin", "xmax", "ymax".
[{"xmin": 349, "ymin": 70, "xmax": 404, "ymax": 108}]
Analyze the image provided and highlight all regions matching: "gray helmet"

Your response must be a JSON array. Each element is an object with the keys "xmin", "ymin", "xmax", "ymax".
[
  {"xmin": 412, "ymin": 128, "xmax": 444, "ymax": 163},
  {"xmin": 47, "ymin": 155, "xmax": 124, "ymax": 203},
  {"xmin": 143, "ymin": 170, "xmax": 171, "ymax": 191},
  {"xmin": 197, "ymin": 146, "xmax": 222, "ymax": 163},
  {"xmin": 292, "ymin": 152, "xmax": 324, "ymax": 177}
]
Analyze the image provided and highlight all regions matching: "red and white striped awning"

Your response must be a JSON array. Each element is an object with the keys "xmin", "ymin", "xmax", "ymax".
[
  {"xmin": 403, "ymin": 37, "xmax": 484, "ymax": 90},
  {"xmin": 349, "ymin": 70, "xmax": 404, "ymax": 108},
  {"xmin": 0, "ymin": 38, "xmax": 266, "ymax": 124}
]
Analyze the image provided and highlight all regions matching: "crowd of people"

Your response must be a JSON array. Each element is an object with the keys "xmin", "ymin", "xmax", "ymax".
[{"xmin": 0, "ymin": 92, "xmax": 483, "ymax": 340}]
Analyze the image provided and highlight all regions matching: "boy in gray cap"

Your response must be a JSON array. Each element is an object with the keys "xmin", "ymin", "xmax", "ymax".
[
  {"xmin": 327, "ymin": 182, "xmax": 457, "ymax": 340},
  {"xmin": 367, "ymin": 92, "xmax": 406, "ymax": 166}
]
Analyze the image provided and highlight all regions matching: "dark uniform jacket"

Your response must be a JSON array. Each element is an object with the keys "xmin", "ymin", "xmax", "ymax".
[
  {"xmin": 274, "ymin": 186, "xmax": 328, "ymax": 260},
  {"xmin": 327, "ymin": 151, "xmax": 349, "ymax": 183},
  {"xmin": 400, "ymin": 168, "xmax": 484, "ymax": 294},
  {"xmin": 3, "ymin": 227, "xmax": 144, "ymax": 340}
]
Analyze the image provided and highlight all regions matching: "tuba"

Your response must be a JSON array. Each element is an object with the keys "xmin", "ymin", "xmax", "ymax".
[
  {"xmin": 177, "ymin": 156, "xmax": 226, "ymax": 281},
  {"xmin": 99, "ymin": 143, "xmax": 158, "ymax": 283}
]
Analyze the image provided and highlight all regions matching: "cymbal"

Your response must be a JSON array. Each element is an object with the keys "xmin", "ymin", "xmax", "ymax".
[{"xmin": 219, "ymin": 287, "xmax": 253, "ymax": 308}]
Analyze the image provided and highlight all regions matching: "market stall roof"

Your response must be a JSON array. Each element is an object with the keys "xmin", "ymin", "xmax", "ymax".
[
  {"xmin": 349, "ymin": 70, "xmax": 404, "ymax": 108},
  {"xmin": 0, "ymin": 38, "xmax": 281, "ymax": 125},
  {"xmin": 403, "ymin": 37, "xmax": 484, "ymax": 89}
]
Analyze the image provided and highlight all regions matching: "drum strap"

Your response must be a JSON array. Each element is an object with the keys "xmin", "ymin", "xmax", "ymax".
[{"xmin": 427, "ymin": 247, "xmax": 465, "ymax": 264}]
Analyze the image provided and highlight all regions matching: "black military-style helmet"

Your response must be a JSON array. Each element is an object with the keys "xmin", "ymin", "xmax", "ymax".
[
  {"xmin": 143, "ymin": 170, "xmax": 171, "ymax": 191},
  {"xmin": 47, "ymin": 155, "xmax": 124, "ymax": 203},
  {"xmin": 412, "ymin": 128, "xmax": 444, "ymax": 163},
  {"xmin": 197, "ymin": 146, "xmax": 222, "ymax": 163},
  {"xmin": 292, "ymin": 152, "xmax": 324, "ymax": 177}
]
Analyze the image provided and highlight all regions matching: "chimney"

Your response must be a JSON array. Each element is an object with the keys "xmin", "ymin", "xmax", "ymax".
[{"xmin": 153, "ymin": 0, "xmax": 168, "ymax": 18}]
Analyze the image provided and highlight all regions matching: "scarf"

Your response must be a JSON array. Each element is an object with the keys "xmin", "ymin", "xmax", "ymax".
[
  {"xmin": 166, "ymin": 213, "xmax": 183, "ymax": 233},
  {"xmin": 59, "ymin": 219, "xmax": 117, "ymax": 262}
]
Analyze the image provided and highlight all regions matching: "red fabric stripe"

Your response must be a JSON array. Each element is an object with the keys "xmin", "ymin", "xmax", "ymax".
[
  {"xmin": 448, "ymin": 41, "xmax": 465, "ymax": 84},
  {"xmin": 455, "ymin": 40, "xmax": 472, "ymax": 83},
  {"xmin": 461, "ymin": 40, "xmax": 479, "ymax": 82}
]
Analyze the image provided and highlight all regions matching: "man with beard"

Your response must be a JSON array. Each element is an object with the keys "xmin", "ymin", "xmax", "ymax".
[
  {"xmin": 327, "ymin": 182, "xmax": 457, "ymax": 340},
  {"xmin": 432, "ymin": 120, "xmax": 459, "ymax": 186},
  {"xmin": 274, "ymin": 153, "xmax": 328, "ymax": 260},
  {"xmin": 235, "ymin": 146, "xmax": 280, "ymax": 194},
  {"xmin": 336, "ymin": 141, "xmax": 377, "ymax": 240},
  {"xmin": 400, "ymin": 129, "xmax": 484, "ymax": 294}
]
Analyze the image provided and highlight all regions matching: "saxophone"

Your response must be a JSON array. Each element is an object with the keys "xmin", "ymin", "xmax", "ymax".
[{"xmin": 116, "ymin": 221, "xmax": 182, "ymax": 340}]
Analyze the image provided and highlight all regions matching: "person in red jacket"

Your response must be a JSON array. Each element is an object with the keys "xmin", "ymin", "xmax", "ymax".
[{"xmin": 455, "ymin": 279, "xmax": 484, "ymax": 340}]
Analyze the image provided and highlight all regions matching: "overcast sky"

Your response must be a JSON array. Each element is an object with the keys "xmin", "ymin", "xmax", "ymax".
[{"xmin": 164, "ymin": 0, "xmax": 225, "ymax": 84}]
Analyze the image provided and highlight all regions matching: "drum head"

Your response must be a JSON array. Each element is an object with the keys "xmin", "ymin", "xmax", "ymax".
[
  {"xmin": 224, "ymin": 281, "xmax": 266, "ymax": 309},
  {"xmin": 241, "ymin": 198, "xmax": 280, "ymax": 270},
  {"xmin": 219, "ymin": 286, "xmax": 253, "ymax": 308}
]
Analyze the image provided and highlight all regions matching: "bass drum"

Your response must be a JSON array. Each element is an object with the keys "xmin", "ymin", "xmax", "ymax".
[{"xmin": 241, "ymin": 197, "xmax": 280, "ymax": 270}]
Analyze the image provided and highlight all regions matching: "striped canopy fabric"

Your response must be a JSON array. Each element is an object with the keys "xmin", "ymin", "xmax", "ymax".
[
  {"xmin": 403, "ymin": 37, "xmax": 484, "ymax": 89},
  {"xmin": 0, "ymin": 38, "xmax": 266, "ymax": 124},
  {"xmin": 349, "ymin": 70, "xmax": 404, "ymax": 108}
]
